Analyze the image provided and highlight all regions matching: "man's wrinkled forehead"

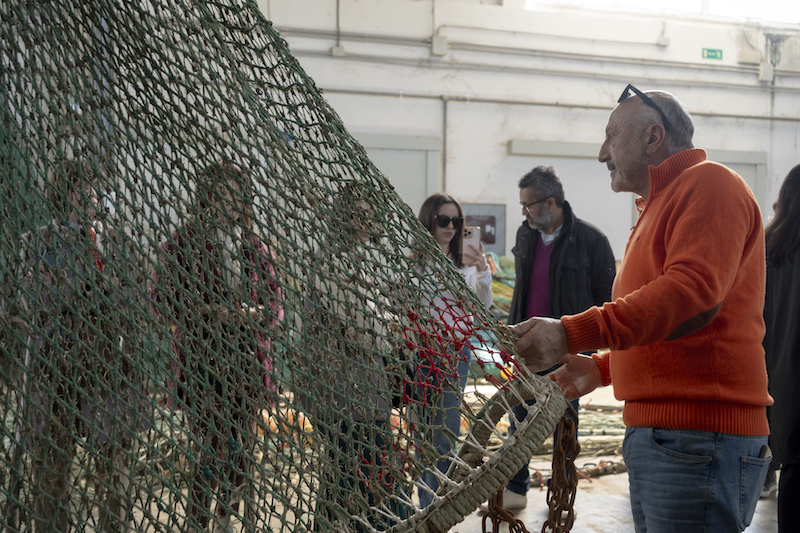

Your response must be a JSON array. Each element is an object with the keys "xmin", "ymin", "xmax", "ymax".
[{"xmin": 607, "ymin": 98, "xmax": 639, "ymax": 129}]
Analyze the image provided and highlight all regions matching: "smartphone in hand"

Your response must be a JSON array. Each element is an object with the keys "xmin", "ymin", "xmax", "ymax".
[{"xmin": 463, "ymin": 226, "xmax": 481, "ymax": 251}]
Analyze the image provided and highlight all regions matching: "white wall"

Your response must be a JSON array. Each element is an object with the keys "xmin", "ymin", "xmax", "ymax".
[{"xmin": 257, "ymin": 0, "xmax": 800, "ymax": 258}]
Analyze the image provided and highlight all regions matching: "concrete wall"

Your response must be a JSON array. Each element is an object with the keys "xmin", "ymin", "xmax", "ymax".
[{"xmin": 256, "ymin": 0, "xmax": 800, "ymax": 257}]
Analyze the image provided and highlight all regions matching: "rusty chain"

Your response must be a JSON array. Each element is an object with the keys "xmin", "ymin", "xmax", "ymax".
[
  {"xmin": 481, "ymin": 487, "xmax": 532, "ymax": 533},
  {"xmin": 481, "ymin": 414, "xmax": 580, "ymax": 533},
  {"xmin": 542, "ymin": 416, "xmax": 580, "ymax": 533}
]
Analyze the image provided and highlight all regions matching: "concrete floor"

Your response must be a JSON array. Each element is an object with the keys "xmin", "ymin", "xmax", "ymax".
[{"xmin": 452, "ymin": 385, "xmax": 779, "ymax": 533}]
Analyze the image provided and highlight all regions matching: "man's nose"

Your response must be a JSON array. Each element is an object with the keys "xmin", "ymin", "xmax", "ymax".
[{"xmin": 598, "ymin": 143, "xmax": 610, "ymax": 163}]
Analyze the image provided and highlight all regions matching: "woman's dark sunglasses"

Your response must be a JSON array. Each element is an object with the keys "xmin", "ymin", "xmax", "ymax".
[{"xmin": 435, "ymin": 215, "xmax": 463, "ymax": 228}]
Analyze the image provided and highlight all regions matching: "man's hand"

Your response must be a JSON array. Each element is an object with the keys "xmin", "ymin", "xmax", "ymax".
[
  {"xmin": 244, "ymin": 305, "xmax": 264, "ymax": 321},
  {"xmin": 214, "ymin": 305, "xmax": 262, "ymax": 326},
  {"xmin": 509, "ymin": 317, "xmax": 569, "ymax": 372},
  {"xmin": 549, "ymin": 353, "xmax": 603, "ymax": 401}
]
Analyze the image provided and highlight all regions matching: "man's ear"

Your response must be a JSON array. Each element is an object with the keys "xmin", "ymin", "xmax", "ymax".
[{"xmin": 645, "ymin": 123, "xmax": 667, "ymax": 154}]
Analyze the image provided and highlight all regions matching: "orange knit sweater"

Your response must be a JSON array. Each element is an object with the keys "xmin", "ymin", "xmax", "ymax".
[{"xmin": 562, "ymin": 149, "xmax": 771, "ymax": 436}]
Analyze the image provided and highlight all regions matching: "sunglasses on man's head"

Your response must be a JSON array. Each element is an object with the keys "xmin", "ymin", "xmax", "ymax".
[
  {"xmin": 618, "ymin": 84, "xmax": 673, "ymax": 132},
  {"xmin": 435, "ymin": 215, "xmax": 463, "ymax": 228}
]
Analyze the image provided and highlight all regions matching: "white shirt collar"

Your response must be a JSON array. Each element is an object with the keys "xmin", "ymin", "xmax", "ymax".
[{"xmin": 539, "ymin": 224, "xmax": 563, "ymax": 245}]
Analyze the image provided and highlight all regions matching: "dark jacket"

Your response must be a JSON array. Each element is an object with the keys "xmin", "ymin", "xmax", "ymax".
[
  {"xmin": 508, "ymin": 201, "xmax": 616, "ymax": 325},
  {"xmin": 764, "ymin": 256, "xmax": 800, "ymax": 465}
]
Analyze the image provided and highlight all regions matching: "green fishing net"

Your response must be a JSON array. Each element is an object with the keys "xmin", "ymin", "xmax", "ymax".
[{"xmin": 0, "ymin": 1, "xmax": 567, "ymax": 531}]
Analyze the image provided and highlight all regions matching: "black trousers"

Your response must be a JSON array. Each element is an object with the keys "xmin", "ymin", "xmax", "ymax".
[{"xmin": 779, "ymin": 463, "xmax": 800, "ymax": 533}]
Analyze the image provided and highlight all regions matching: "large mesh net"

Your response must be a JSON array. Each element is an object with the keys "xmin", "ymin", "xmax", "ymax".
[{"xmin": 0, "ymin": 1, "xmax": 568, "ymax": 532}]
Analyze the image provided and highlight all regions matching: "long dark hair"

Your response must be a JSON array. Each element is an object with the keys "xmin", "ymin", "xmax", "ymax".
[
  {"xmin": 765, "ymin": 163, "xmax": 800, "ymax": 268},
  {"xmin": 418, "ymin": 193, "xmax": 464, "ymax": 268}
]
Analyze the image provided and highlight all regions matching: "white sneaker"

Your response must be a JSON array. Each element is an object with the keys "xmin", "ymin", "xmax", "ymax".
[{"xmin": 479, "ymin": 489, "xmax": 528, "ymax": 513}]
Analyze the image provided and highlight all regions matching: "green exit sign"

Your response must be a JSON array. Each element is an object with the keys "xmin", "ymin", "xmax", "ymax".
[{"xmin": 703, "ymin": 48, "xmax": 723, "ymax": 60}]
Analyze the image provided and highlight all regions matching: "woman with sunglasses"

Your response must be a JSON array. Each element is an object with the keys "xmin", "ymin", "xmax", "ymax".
[{"xmin": 413, "ymin": 193, "xmax": 492, "ymax": 508}]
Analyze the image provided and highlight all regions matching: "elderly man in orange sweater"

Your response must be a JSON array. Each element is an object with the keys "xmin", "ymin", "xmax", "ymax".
[{"xmin": 512, "ymin": 85, "xmax": 772, "ymax": 532}]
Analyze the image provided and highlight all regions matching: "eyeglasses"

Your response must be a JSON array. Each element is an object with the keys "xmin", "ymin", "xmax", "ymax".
[
  {"xmin": 435, "ymin": 215, "xmax": 464, "ymax": 228},
  {"xmin": 520, "ymin": 198, "xmax": 548, "ymax": 213},
  {"xmin": 618, "ymin": 84, "xmax": 673, "ymax": 132}
]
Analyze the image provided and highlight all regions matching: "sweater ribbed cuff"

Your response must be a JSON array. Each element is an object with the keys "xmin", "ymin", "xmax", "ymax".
[
  {"xmin": 591, "ymin": 352, "xmax": 613, "ymax": 387},
  {"xmin": 561, "ymin": 309, "xmax": 605, "ymax": 354}
]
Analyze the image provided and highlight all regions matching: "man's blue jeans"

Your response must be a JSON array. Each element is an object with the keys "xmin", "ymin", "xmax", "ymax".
[{"xmin": 623, "ymin": 427, "xmax": 770, "ymax": 533}]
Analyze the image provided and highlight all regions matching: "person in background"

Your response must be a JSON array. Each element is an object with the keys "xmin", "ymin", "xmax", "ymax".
[
  {"xmin": 151, "ymin": 161, "xmax": 283, "ymax": 533},
  {"xmin": 413, "ymin": 193, "xmax": 492, "ymax": 509},
  {"xmin": 762, "ymin": 163, "xmax": 800, "ymax": 532},
  {"xmin": 512, "ymin": 86, "xmax": 771, "ymax": 531},
  {"xmin": 299, "ymin": 182, "xmax": 409, "ymax": 531},
  {"xmin": 11, "ymin": 159, "xmax": 146, "ymax": 532},
  {"xmin": 485, "ymin": 165, "xmax": 615, "ymax": 512}
]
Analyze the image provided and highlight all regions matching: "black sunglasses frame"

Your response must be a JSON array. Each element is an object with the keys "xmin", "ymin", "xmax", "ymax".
[
  {"xmin": 435, "ymin": 215, "xmax": 464, "ymax": 228},
  {"xmin": 618, "ymin": 84, "xmax": 673, "ymax": 132}
]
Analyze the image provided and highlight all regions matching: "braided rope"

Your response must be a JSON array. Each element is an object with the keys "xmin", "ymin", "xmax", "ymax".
[{"xmin": 391, "ymin": 374, "xmax": 568, "ymax": 533}]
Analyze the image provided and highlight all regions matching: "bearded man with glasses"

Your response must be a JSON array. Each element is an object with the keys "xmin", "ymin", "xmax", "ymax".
[
  {"xmin": 481, "ymin": 164, "xmax": 615, "ymax": 513},
  {"xmin": 512, "ymin": 87, "xmax": 772, "ymax": 532}
]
